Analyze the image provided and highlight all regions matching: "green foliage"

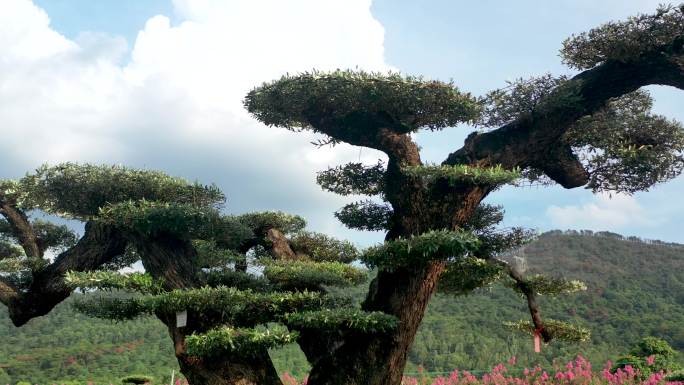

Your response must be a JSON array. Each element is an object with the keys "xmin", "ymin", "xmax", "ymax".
[
  {"xmin": 614, "ymin": 337, "xmax": 683, "ymax": 377},
  {"xmin": 0, "ymin": 239, "xmax": 23, "ymax": 259},
  {"xmin": 2, "ymin": 231, "xmax": 684, "ymax": 381},
  {"xmin": 31, "ymin": 219, "xmax": 78, "ymax": 252},
  {"xmin": 316, "ymin": 161, "xmax": 385, "ymax": 196},
  {"xmin": 185, "ymin": 326, "xmax": 298, "ymax": 357},
  {"xmin": 565, "ymin": 90, "xmax": 684, "ymax": 193},
  {"xmin": 72, "ymin": 296, "xmax": 151, "ymax": 321},
  {"xmin": 0, "ymin": 256, "xmax": 29, "ymax": 273},
  {"xmin": 503, "ymin": 319, "xmax": 591, "ymax": 343},
  {"xmin": 508, "ymin": 274, "xmax": 587, "ymax": 296},
  {"xmin": 361, "ymin": 230, "xmax": 480, "ymax": 269},
  {"xmin": 0, "ymin": 179, "xmax": 22, "ymax": 203},
  {"xmin": 199, "ymin": 269, "xmax": 272, "ymax": 292},
  {"xmin": 666, "ymin": 370, "xmax": 684, "ymax": 381},
  {"xmin": 289, "ymin": 231, "xmax": 359, "ymax": 263},
  {"xmin": 561, "ymin": 4, "xmax": 684, "ymax": 69},
  {"xmin": 244, "ymin": 70, "xmax": 482, "ymax": 135},
  {"xmin": 334, "ymin": 200, "xmax": 392, "ymax": 231},
  {"xmin": 236, "ymin": 211, "xmax": 306, "ymax": 234},
  {"xmin": 73, "ymin": 286, "xmax": 347, "ymax": 327},
  {"xmin": 65, "ymin": 271, "xmax": 165, "ymax": 295},
  {"xmin": 464, "ymin": 204, "xmax": 505, "ymax": 232},
  {"xmin": 17, "ymin": 163, "xmax": 224, "ymax": 219},
  {"xmin": 477, "ymin": 76, "xmax": 684, "ymax": 192},
  {"xmin": 99, "ymin": 200, "xmax": 220, "ymax": 238},
  {"xmin": 120, "ymin": 374, "xmax": 154, "ymax": 384},
  {"xmin": 285, "ymin": 308, "xmax": 398, "ymax": 333},
  {"xmin": 263, "ymin": 260, "xmax": 367, "ymax": 290},
  {"xmin": 438, "ymin": 257, "xmax": 504, "ymax": 295},
  {"xmin": 476, "ymin": 227, "xmax": 538, "ymax": 258},
  {"xmin": 403, "ymin": 164, "xmax": 520, "ymax": 187},
  {"xmin": 476, "ymin": 74, "xmax": 570, "ymax": 128},
  {"xmin": 193, "ymin": 239, "xmax": 245, "ymax": 268}
]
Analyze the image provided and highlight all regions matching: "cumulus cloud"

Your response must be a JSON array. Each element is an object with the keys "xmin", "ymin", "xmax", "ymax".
[
  {"xmin": 545, "ymin": 193, "xmax": 661, "ymax": 230},
  {"xmin": 0, "ymin": 0, "xmax": 393, "ymax": 244}
]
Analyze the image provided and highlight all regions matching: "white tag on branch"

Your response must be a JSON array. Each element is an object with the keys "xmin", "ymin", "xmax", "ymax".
[{"xmin": 176, "ymin": 310, "xmax": 187, "ymax": 328}]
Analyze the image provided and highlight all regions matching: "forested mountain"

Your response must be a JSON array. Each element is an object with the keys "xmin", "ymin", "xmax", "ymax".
[{"xmin": 1, "ymin": 230, "xmax": 682, "ymax": 383}]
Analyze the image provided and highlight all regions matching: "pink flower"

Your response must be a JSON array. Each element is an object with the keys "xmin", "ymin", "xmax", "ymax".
[
  {"xmin": 646, "ymin": 355, "xmax": 656, "ymax": 366},
  {"xmin": 508, "ymin": 357, "xmax": 517, "ymax": 366}
]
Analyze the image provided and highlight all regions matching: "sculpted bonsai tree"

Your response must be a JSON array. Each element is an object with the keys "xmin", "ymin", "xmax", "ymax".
[
  {"xmin": 244, "ymin": 5, "xmax": 684, "ymax": 385},
  {"xmin": 2, "ymin": 4, "xmax": 684, "ymax": 385},
  {"xmin": 0, "ymin": 163, "xmax": 392, "ymax": 385}
]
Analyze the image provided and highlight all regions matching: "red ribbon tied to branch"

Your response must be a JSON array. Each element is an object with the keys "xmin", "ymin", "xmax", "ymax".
[{"xmin": 533, "ymin": 327, "xmax": 543, "ymax": 353}]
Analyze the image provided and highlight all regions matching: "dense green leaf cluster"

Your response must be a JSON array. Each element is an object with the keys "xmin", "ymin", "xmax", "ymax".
[
  {"xmin": 509, "ymin": 274, "xmax": 587, "ymax": 296},
  {"xmin": 503, "ymin": 319, "xmax": 591, "ymax": 343},
  {"xmin": 14, "ymin": 163, "xmax": 224, "ymax": 219},
  {"xmin": 285, "ymin": 308, "xmax": 398, "ymax": 333},
  {"xmin": 31, "ymin": 220, "xmax": 78, "ymax": 252},
  {"xmin": 565, "ymin": 90, "xmax": 684, "ymax": 193},
  {"xmin": 193, "ymin": 239, "xmax": 245, "ymax": 268},
  {"xmin": 199, "ymin": 269, "xmax": 272, "ymax": 292},
  {"xmin": 403, "ymin": 164, "xmax": 520, "ymax": 187},
  {"xmin": 263, "ymin": 260, "xmax": 367, "ymax": 290},
  {"xmin": 99, "ymin": 200, "xmax": 220, "ymax": 237},
  {"xmin": 561, "ymin": 4, "xmax": 684, "ymax": 69},
  {"xmin": 236, "ymin": 211, "xmax": 306, "ymax": 234},
  {"xmin": 65, "ymin": 271, "xmax": 165, "ymax": 295},
  {"xmin": 73, "ymin": 296, "xmax": 150, "ymax": 321},
  {"xmin": 0, "ymin": 256, "xmax": 28, "ymax": 273},
  {"xmin": 437, "ymin": 257, "xmax": 504, "ymax": 295},
  {"xmin": 361, "ymin": 230, "xmax": 480, "ymax": 269},
  {"xmin": 334, "ymin": 200, "xmax": 392, "ymax": 231},
  {"xmin": 316, "ymin": 161, "xmax": 385, "ymax": 196},
  {"xmin": 614, "ymin": 337, "xmax": 683, "ymax": 378},
  {"xmin": 289, "ymin": 231, "xmax": 359, "ymax": 263},
  {"xmin": 244, "ymin": 70, "xmax": 482, "ymax": 134},
  {"xmin": 185, "ymin": 326, "xmax": 298, "ymax": 357},
  {"xmin": 73, "ymin": 286, "xmax": 349, "ymax": 326}
]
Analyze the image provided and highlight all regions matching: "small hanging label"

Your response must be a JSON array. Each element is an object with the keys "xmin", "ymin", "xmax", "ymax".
[
  {"xmin": 176, "ymin": 310, "xmax": 187, "ymax": 328},
  {"xmin": 534, "ymin": 329, "xmax": 541, "ymax": 353}
]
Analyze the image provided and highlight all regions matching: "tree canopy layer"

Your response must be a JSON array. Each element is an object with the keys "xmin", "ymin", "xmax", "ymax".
[
  {"xmin": 0, "ymin": 163, "xmax": 388, "ymax": 385},
  {"xmin": 245, "ymin": 5, "xmax": 684, "ymax": 385},
  {"xmin": 2, "ymin": 4, "xmax": 684, "ymax": 385}
]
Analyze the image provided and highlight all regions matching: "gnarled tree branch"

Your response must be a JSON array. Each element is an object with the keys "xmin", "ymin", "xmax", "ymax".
[
  {"xmin": 0, "ymin": 203, "xmax": 41, "ymax": 259},
  {"xmin": 7, "ymin": 221, "xmax": 127, "ymax": 326},
  {"xmin": 444, "ymin": 43, "xmax": 684, "ymax": 187}
]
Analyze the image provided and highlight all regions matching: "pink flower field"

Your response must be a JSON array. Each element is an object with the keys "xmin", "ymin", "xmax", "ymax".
[{"xmin": 278, "ymin": 356, "xmax": 684, "ymax": 385}]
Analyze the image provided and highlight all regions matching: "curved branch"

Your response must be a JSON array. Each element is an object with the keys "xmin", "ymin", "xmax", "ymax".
[
  {"xmin": 6, "ymin": 221, "xmax": 127, "ymax": 326},
  {"xmin": 0, "ymin": 277, "xmax": 18, "ymax": 305},
  {"xmin": 445, "ymin": 45, "xmax": 684, "ymax": 187},
  {"xmin": 0, "ymin": 203, "xmax": 40, "ymax": 259}
]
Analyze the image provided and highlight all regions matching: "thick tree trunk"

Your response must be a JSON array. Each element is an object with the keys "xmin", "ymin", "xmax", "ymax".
[
  {"xmin": 306, "ymin": 155, "xmax": 489, "ymax": 385},
  {"xmin": 177, "ymin": 351, "xmax": 282, "ymax": 385},
  {"xmin": 305, "ymin": 262, "xmax": 446, "ymax": 385},
  {"xmin": 137, "ymin": 235, "xmax": 283, "ymax": 385},
  {"xmin": 162, "ymin": 317, "xmax": 283, "ymax": 385}
]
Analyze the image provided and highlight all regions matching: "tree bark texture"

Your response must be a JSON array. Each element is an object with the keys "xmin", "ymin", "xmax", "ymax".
[{"xmin": 304, "ymin": 46, "xmax": 684, "ymax": 385}]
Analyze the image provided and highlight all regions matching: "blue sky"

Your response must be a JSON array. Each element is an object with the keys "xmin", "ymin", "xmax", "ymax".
[{"xmin": 6, "ymin": 0, "xmax": 684, "ymax": 245}]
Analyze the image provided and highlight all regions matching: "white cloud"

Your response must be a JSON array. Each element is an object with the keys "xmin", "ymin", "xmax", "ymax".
[
  {"xmin": 546, "ymin": 192, "xmax": 661, "ymax": 230},
  {"xmin": 0, "ymin": 0, "xmax": 392, "ymax": 243}
]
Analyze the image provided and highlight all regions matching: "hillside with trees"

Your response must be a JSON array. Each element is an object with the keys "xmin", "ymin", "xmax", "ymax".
[
  {"xmin": 1, "ymin": 4, "xmax": 683, "ymax": 385},
  {"xmin": 1, "ymin": 230, "xmax": 682, "ymax": 383}
]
